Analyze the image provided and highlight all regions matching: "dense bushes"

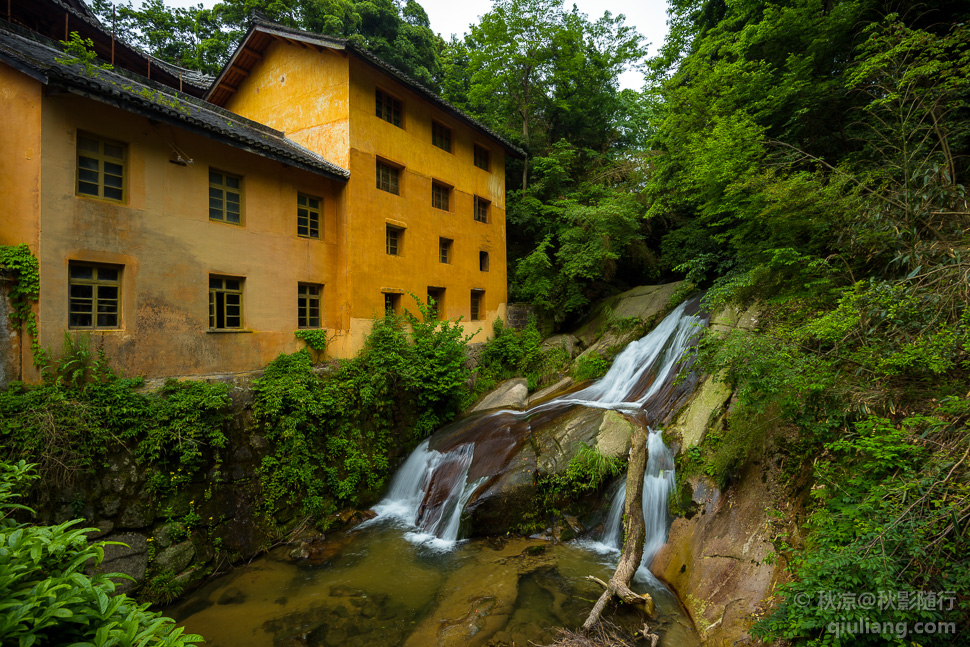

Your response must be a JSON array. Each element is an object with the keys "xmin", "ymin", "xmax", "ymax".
[
  {"xmin": 252, "ymin": 304, "xmax": 472, "ymax": 518},
  {"xmin": 0, "ymin": 339, "xmax": 230, "ymax": 493},
  {"xmin": 0, "ymin": 461, "xmax": 203, "ymax": 646},
  {"xmin": 474, "ymin": 318, "xmax": 571, "ymax": 393}
]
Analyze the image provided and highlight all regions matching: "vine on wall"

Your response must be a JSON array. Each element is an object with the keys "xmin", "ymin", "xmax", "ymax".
[{"xmin": 0, "ymin": 244, "xmax": 46, "ymax": 368}]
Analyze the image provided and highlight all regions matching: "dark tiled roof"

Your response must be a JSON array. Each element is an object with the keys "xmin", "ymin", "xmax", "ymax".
[
  {"xmin": 47, "ymin": 0, "xmax": 213, "ymax": 90},
  {"xmin": 210, "ymin": 18, "xmax": 527, "ymax": 159},
  {"xmin": 0, "ymin": 24, "xmax": 349, "ymax": 181}
]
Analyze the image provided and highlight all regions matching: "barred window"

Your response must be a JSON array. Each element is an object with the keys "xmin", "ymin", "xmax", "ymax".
[
  {"xmin": 297, "ymin": 194, "xmax": 321, "ymax": 239},
  {"xmin": 384, "ymin": 292, "xmax": 401, "ymax": 315},
  {"xmin": 209, "ymin": 169, "xmax": 242, "ymax": 223},
  {"xmin": 69, "ymin": 263, "xmax": 120, "ymax": 329},
  {"xmin": 439, "ymin": 238, "xmax": 452, "ymax": 264},
  {"xmin": 77, "ymin": 133, "xmax": 126, "ymax": 202}
]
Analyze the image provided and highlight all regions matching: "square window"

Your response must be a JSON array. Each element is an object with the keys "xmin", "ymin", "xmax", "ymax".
[
  {"xmin": 69, "ymin": 262, "xmax": 121, "ymax": 329},
  {"xmin": 427, "ymin": 287, "xmax": 445, "ymax": 321},
  {"xmin": 439, "ymin": 238, "xmax": 453, "ymax": 264},
  {"xmin": 471, "ymin": 290, "xmax": 484, "ymax": 321},
  {"xmin": 376, "ymin": 89, "xmax": 402, "ymax": 127},
  {"xmin": 209, "ymin": 169, "xmax": 242, "ymax": 223},
  {"xmin": 377, "ymin": 161, "xmax": 401, "ymax": 195},
  {"xmin": 76, "ymin": 133, "xmax": 126, "ymax": 202},
  {"xmin": 432, "ymin": 121, "xmax": 452, "ymax": 152},
  {"xmin": 432, "ymin": 182, "xmax": 451, "ymax": 211},
  {"xmin": 209, "ymin": 276, "xmax": 243, "ymax": 329},
  {"xmin": 474, "ymin": 144, "xmax": 490, "ymax": 171},
  {"xmin": 384, "ymin": 292, "xmax": 401, "ymax": 315},
  {"xmin": 474, "ymin": 196, "xmax": 489, "ymax": 223},
  {"xmin": 480, "ymin": 251, "xmax": 489, "ymax": 272},
  {"xmin": 386, "ymin": 225, "xmax": 403, "ymax": 256},
  {"xmin": 298, "ymin": 283, "xmax": 322, "ymax": 328},
  {"xmin": 297, "ymin": 193, "xmax": 321, "ymax": 239}
]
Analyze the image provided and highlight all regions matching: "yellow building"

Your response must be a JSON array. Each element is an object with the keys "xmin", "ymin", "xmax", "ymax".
[
  {"xmin": 206, "ymin": 18, "xmax": 521, "ymax": 357},
  {"xmin": 0, "ymin": 8, "xmax": 520, "ymax": 382}
]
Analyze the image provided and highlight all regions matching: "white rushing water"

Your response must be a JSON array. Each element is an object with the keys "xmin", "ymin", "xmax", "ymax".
[
  {"xmin": 581, "ymin": 428, "xmax": 677, "ymax": 584},
  {"xmin": 371, "ymin": 299, "xmax": 703, "ymax": 549}
]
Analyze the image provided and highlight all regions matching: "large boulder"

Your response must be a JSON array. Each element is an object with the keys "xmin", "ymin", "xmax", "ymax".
[
  {"xmin": 469, "ymin": 378, "xmax": 529, "ymax": 413},
  {"xmin": 89, "ymin": 532, "xmax": 149, "ymax": 594}
]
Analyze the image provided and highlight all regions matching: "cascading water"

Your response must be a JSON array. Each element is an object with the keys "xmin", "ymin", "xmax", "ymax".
[
  {"xmin": 371, "ymin": 298, "xmax": 705, "ymax": 549},
  {"xmin": 589, "ymin": 428, "xmax": 677, "ymax": 582}
]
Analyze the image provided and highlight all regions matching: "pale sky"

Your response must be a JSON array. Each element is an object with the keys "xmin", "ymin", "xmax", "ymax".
[{"xmin": 154, "ymin": 0, "xmax": 671, "ymax": 90}]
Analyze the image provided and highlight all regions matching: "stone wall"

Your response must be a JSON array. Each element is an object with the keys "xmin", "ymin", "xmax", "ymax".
[
  {"xmin": 505, "ymin": 303, "xmax": 534, "ymax": 331},
  {"xmin": 0, "ymin": 275, "xmax": 21, "ymax": 387}
]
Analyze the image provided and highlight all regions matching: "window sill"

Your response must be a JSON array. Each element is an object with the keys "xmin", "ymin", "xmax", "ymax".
[
  {"xmin": 68, "ymin": 327, "xmax": 125, "ymax": 332},
  {"xmin": 207, "ymin": 328, "xmax": 253, "ymax": 334}
]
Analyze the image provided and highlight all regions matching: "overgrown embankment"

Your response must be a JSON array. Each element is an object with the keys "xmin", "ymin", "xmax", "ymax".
[{"xmin": 0, "ymin": 303, "xmax": 474, "ymax": 604}]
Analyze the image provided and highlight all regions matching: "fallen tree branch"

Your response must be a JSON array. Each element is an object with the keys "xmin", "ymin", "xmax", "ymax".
[{"xmin": 582, "ymin": 425, "xmax": 655, "ymax": 631}]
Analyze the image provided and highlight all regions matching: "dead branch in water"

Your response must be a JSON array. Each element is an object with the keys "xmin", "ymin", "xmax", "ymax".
[
  {"xmin": 539, "ymin": 620, "xmax": 658, "ymax": 647},
  {"xmin": 582, "ymin": 425, "xmax": 656, "ymax": 631}
]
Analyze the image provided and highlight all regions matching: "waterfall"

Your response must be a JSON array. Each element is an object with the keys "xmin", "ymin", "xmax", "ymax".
[
  {"xmin": 585, "ymin": 427, "xmax": 676, "ymax": 582},
  {"xmin": 370, "ymin": 297, "xmax": 704, "ymax": 548}
]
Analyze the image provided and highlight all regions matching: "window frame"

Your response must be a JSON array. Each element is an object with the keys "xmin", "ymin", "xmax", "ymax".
[
  {"xmin": 68, "ymin": 262, "xmax": 122, "ymax": 330},
  {"xmin": 376, "ymin": 89, "xmax": 403, "ymax": 127},
  {"xmin": 386, "ymin": 225, "xmax": 403, "ymax": 256},
  {"xmin": 473, "ymin": 144, "xmax": 490, "ymax": 171},
  {"xmin": 427, "ymin": 287, "xmax": 445, "ymax": 321},
  {"xmin": 297, "ymin": 193, "xmax": 322, "ymax": 239},
  {"xmin": 439, "ymin": 237, "xmax": 453, "ymax": 264},
  {"xmin": 377, "ymin": 160, "xmax": 401, "ymax": 195},
  {"xmin": 470, "ymin": 290, "xmax": 484, "ymax": 321},
  {"xmin": 76, "ymin": 132, "xmax": 127, "ymax": 203},
  {"xmin": 208, "ymin": 276, "xmax": 244, "ymax": 330},
  {"xmin": 432, "ymin": 120, "xmax": 452, "ymax": 152},
  {"xmin": 298, "ymin": 283, "xmax": 323, "ymax": 328},
  {"xmin": 479, "ymin": 251, "xmax": 490, "ymax": 272},
  {"xmin": 209, "ymin": 169, "xmax": 243, "ymax": 224},
  {"xmin": 384, "ymin": 292, "xmax": 402, "ymax": 315},
  {"xmin": 432, "ymin": 181, "xmax": 451, "ymax": 211},
  {"xmin": 474, "ymin": 196, "xmax": 490, "ymax": 223}
]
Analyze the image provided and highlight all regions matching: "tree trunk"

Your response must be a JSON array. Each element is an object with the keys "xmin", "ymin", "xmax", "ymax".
[{"xmin": 582, "ymin": 425, "xmax": 655, "ymax": 631}]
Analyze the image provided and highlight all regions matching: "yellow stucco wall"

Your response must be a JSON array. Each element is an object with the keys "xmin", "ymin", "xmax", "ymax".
[
  {"xmin": 224, "ymin": 39, "xmax": 510, "ymax": 357},
  {"xmin": 25, "ymin": 91, "xmax": 345, "ymax": 381},
  {"xmin": 0, "ymin": 63, "xmax": 42, "ymax": 250}
]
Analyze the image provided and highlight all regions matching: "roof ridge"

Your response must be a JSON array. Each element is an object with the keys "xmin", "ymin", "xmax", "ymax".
[
  {"xmin": 0, "ymin": 22, "xmax": 349, "ymax": 180},
  {"xmin": 215, "ymin": 16, "xmax": 526, "ymax": 158}
]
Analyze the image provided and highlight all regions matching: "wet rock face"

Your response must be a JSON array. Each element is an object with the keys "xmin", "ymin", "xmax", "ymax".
[
  {"xmin": 651, "ymin": 466, "xmax": 795, "ymax": 645},
  {"xmin": 88, "ymin": 532, "xmax": 149, "ymax": 594}
]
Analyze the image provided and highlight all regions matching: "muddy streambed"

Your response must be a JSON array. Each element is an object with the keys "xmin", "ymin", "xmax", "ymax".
[{"xmin": 167, "ymin": 520, "xmax": 700, "ymax": 646}]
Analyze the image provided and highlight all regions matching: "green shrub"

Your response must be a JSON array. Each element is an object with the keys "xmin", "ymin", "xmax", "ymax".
[
  {"xmin": 572, "ymin": 354, "xmax": 611, "ymax": 381},
  {"xmin": 253, "ymin": 302, "xmax": 473, "ymax": 518},
  {"xmin": 0, "ymin": 460, "xmax": 203, "ymax": 646}
]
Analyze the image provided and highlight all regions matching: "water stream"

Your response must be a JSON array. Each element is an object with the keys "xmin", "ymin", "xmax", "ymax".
[{"xmin": 169, "ymin": 299, "xmax": 707, "ymax": 646}]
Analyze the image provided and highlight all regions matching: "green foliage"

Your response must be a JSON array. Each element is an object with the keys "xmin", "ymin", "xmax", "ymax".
[
  {"xmin": 91, "ymin": 0, "xmax": 441, "ymax": 85},
  {"xmin": 0, "ymin": 460, "xmax": 204, "ymax": 646},
  {"xmin": 56, "ymin": 31, "xmax": 114, "ymax": 76},
  {"xmin": 0, "ymin": 352, "xmax": 230, "ymax": 491},
  {"xmin": 0, "ymin": 244, "xmax": 45, "ymax": 368},
  {"xmin": 536, "ymin": 443, "xmax": 624, "ymax": 514},
  {"xmin": 253, "ymin": 303, "xmax": 472, "ymax": 517},
  {"xmin": 475, "ymin": 318, "xmax": 569, "ymax": 394},
  {"xmin": 754, "ymin": 405, "xmax": 970, "ymax": 645},
  {"xmin": 572, "ymin": 354, "xmax": 610, "ymax": 382},
  {"xmin": 294, "ymin": 328, "xmax": 329, "ymax": 352}
]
